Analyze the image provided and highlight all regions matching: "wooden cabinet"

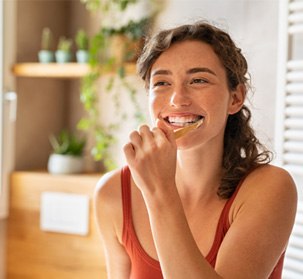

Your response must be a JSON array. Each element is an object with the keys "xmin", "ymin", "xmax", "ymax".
[
  {"xmin": 7, "ymin": 60, "xmax": 111, "ymax": 278},
  {"xmin": 6, "ymin": 171, "xmax": 107, "ymax": 279},
  {"xmin": 7, "ymin": 2, "xmax": 138, "ymax": 276},
  {"xmin": 7, "ymin": 59, "xmax": 114, "ymax": 276},
  {"xmin": 8, "ymin": 60, "xmax": 137, "ymax": 278},
  {"xmin": 6, "ymin": 1, "xmax": 112, "ymax": 277}
]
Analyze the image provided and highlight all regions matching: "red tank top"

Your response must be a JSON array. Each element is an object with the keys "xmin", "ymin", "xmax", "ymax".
[{"xmin": 121, "ymin": 166, "xmax": 285, "ymax": 278}]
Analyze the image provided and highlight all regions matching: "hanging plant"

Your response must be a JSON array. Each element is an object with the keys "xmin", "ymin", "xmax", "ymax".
[{"xmin": 77, "ymin": 0, "xmax": 158, "ymax": 171}]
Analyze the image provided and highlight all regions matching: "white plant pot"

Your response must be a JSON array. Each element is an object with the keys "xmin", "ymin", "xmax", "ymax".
[
  {"xmin": 38, "ymin": 50, "xmax": 54, "ymax": 63},
  {"xmin": 47, "ymin": 154, "xmax": 84, "ymax": 175},
  {"xmin": 76, "ymin": 50, "xmax": 89, "ymax": 63},
  {"xmin": 55, "ymin": 50, "xmax": 72, "ymax": 63}
]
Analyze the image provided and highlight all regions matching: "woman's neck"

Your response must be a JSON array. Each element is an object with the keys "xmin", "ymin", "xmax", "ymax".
[{"xmin": 175, "ymin": 145, "xmax": 223, "ymax": 204}]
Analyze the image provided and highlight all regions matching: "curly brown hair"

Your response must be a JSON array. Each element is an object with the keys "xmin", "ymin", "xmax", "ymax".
[{"xmin": 137, "ymin": 21, "xmax": 272, "ymax": 199}]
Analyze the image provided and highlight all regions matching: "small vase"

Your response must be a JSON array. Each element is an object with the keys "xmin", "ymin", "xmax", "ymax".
[
  {"xmin": 38, "ymin": 50, "xmax": 54, "ymax": 63},
  {"xmin": 76, "ymin": 50, "xmax": 89, "ymax": 63},
  {"xmin": 55, "ymin": 50, "xmax": 72, "ymax": 63},
  {"xmin": 47, "ymin": 154, "xmax": 84, "ymax": 174}
]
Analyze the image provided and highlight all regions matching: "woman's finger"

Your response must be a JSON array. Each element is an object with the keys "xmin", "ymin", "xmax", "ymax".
[
  {"xmin": 139, "ymin": 125, "xmax": 154, "ymax": 140},
  {"xmin": 156, "ymin": 118, "xmax": 176, "ymax": 144},
  {"xmin": 129, "ymin": 130, "xmax": 142, "ymax": 148},
  {"xmin": 123, "ymin": 142, "xmax": 136, "ymax": 163}
]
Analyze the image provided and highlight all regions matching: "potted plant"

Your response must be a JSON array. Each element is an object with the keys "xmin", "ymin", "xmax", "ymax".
[
  {"xmin": 47, "ymin": 130, "xmax": 86, "ymax": 174},
  {"xmin": 38, "ymin": 27, "xmax": 54, "ymax": 63},
  {"xmin": 55, "ymin": 36, "xmax": 73, "ymax": 63},
  {"xmin": 75, "ymin": 29, "xmax": 90, "ymax": 63},
  {"xmin": 102, "ymin": 18, "xmax": 148, "ymax": 64}
]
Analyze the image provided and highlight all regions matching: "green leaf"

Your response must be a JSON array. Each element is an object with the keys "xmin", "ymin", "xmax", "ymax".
[
  {"xmin": 49, "ymin": 130, "xmax": 86, "ymax": 156},
  {"xmin": 77, "ymin": 118, "xmax": 92, "ymax": 131}
]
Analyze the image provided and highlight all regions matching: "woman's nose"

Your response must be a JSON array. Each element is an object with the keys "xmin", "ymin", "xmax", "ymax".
[{"xmin": 169, "ymin": 86, "xmax": 192, "ymax": 107}]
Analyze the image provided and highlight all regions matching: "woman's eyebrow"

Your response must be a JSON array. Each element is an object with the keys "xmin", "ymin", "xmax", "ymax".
[
  {"xmin": 151, "ymin": 69, "xmax": 172, "ymax": 76},
  {"xmin": 151, "ymin": 67, "xmax": 217, "ymax": 77},
  {"xmin": 186, "ymin": 67, "xmax": 217, "ymax": 76}
]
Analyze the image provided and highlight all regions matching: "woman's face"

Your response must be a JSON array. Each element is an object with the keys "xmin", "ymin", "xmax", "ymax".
[{"xmin": 148, "ymin": 40, "xmax": 244, "ymax": 149}]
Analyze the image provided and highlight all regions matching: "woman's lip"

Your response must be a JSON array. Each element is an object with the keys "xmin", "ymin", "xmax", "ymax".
[{"xmin": 161, "ymin": 112, "xmax": 203, "ymax": 118}]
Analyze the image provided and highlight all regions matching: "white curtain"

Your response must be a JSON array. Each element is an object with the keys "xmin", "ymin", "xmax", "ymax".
[
  {"xmin": 276, "ymin": 1, "xmax": 303, "ymax": 278},
  {"xmin": 275, "ymin": 0, "xmax": 303, "ymax": 188}
]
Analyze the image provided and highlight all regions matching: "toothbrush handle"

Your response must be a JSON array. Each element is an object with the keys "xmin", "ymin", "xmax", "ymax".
[{"xmin": 173, "ymin": 121, "xmax": 201, "ymax": 139}]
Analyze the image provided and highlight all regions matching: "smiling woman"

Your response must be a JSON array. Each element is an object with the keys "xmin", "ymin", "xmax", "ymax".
[{"xmin": 94, "ymin": 21, "xmax": 297, "ymax": 279}]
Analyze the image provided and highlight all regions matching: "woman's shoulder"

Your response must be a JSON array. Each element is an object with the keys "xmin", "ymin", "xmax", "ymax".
[
  {"xmin": 243, "ymin": 164, "xmax": 297, "ymax": 193},
  {"xmin": 94, "ymin": 168, "xmax": 126, "ymax": 241},
  {"xmin": 94, "ymin": 168, "xmax": 122, "ymax": 208},
  {"xmin": 231, "ymin": 164, "xmax": 297, "ymax": 220}
]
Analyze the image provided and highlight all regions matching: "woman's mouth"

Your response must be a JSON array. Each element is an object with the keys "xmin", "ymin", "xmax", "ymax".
[{"xmin": 164, "ymin": 115, "xmax": 204, "ymax": 128}]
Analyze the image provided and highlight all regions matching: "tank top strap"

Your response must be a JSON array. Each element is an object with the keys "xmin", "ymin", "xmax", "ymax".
[
  {"xmin": 220, "ymin": 182, "xmax": 243, "ymax": 231},
  {"xmin": 219, "ymin": 168, "xmax": 258, "ymax": 231},
  {"xmin": 121, "ymin": 166, "xmax": 132, "ymax": 244},
  {"xmin": 205, "ymin": 179, "xmax": 244, "ymax": 265}
]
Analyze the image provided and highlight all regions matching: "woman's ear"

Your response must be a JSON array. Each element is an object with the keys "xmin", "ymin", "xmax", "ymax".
[{"xmin": 228, "ymin": 84, "xmax": 246, "ymax": 115}]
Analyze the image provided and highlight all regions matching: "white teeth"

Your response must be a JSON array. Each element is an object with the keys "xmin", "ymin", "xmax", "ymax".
[{"xmin": 167, "ymin": 116, "xmax": 203, "ymax": 127}]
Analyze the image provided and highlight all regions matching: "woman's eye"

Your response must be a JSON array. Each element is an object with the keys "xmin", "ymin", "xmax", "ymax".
[
  {"xmin": 190, "ymin": 78, "xmax": 207, "ymax": 84},
  {"xmin": 153, "ymin": 81, "xmax": 170, "ymax": 87}
]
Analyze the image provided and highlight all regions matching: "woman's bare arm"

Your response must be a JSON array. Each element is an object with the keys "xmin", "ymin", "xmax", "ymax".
[
  {"xmin": 215, "ymin": 166, "xmax": 297, "ymax": 277},
  {"xmin": 94, "ymin": 171, "xmax": 131, "ymax": 279}
]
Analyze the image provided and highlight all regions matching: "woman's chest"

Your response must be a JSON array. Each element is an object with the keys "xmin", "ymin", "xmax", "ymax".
[{"xmin": 130, "ymin": 194, "xmax": 226, "ymax": 261}]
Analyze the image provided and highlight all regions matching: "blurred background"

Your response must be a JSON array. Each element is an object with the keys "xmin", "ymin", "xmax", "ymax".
[{"xmin": 0, "ymin": 0, "xmax": 302, "ymax": 278}]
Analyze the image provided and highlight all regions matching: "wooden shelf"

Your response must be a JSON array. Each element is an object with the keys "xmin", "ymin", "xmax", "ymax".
[
  {"xmin": 12, "ymin": 62, "xmax": 137, "ymax": 78},
  {"xmin": 12, "ymin": 63, "xmax": 90, "ymax": 78}
]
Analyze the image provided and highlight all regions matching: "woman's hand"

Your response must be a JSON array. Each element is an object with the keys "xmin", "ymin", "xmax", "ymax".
[{"xmin": 123, "ymin": 119, "xmax": 177, "ymax": 196}]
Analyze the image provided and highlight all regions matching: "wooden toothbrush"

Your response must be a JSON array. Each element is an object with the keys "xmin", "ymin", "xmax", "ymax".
[{"xmin": 173, "ymin": 118, "xmax": 204, "ymax": 139}]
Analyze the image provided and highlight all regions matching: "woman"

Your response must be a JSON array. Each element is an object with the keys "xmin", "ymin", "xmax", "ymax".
[{"xmin": 94, "ymin": 21, "xmax": 297, "ymax": 278}]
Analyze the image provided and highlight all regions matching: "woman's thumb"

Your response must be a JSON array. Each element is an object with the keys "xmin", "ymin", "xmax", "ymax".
[{"xmin": 156, "ymin": 118, "xmax": 175, "ymax": 143}]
